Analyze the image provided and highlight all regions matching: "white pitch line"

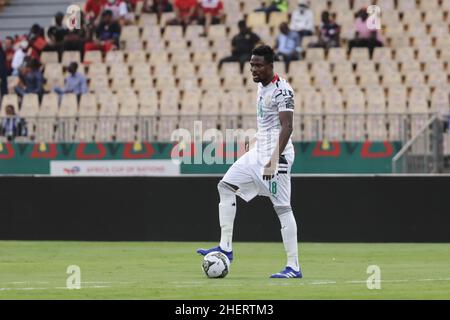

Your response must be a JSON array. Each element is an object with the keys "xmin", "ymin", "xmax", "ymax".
[{"xmin": 0, "ymin": 285, "xmax": 112, "ymax": 291}]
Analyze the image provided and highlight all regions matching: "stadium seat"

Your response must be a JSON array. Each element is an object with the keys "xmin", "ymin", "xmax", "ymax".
[
  {"xmin": 189, "ymin": 38, "xmax": 210, "ymax": 54},
  {"xmin": 164, "ymin": 25, "xmax": 183, "ymax": 41},
  {"xmin": 359, "ymin": 72, "xmax": 380, "ymax": 87},
  {"xmin": 328, "ymin": 48, "xmax": 347, "ymax": 63},
  {"xmin": 207, "ymin": 24, "xmax": 226, "ymax": 41},
  {"xmin": 222, "ymin": 74, "xmax": 245, "ymax": 90},
  {"xmin": 349, "ymin": 48, "xmax": 370, "ymax": 63},
  {"xmin": 185, "ymin": 25, "xmax": 204, "ymax": 40},
  {"xmin": 138, "ymin": 13, "xmax": 158, "ymax": 27},
  {"xmin": 344, "ymin": 89, "xmax": 366, "ymax": 141},
  {"xmin": 192, "ymin": 51, "xmax": 213, "ymax": 63},
  {"xmin": 105, "ymin": 51, "xmax": 125, "ymax": 64},
  {"xmin": 220, "ymin": 90, "xmax": 241, "ymax": 131},
  {"xmin": 268, "ymin": 12, "xmax": 288, "ymax": 28},
  {"xmin": 62, "ymin": 51, "xmax": 81, "ymax": 65},
  {"xmin": 41, "ymin": 51, "xmax": 59, "ymax": 64},
  {"xmin": 20, "ymin": 94, "xmax": 39, "ymax": 117},
  {"xmin": 372, "ymin": 47, "xmax": 393, "ymax": 63},
  {"xmin": 387, "ymin": 85, "xmax": 407, "ymax": 114},
  {"xmin": 427, "ymin": 72, "xmax": 447, "ymax": 89},
  {"xmin": 111, "ymin": 74, "xmax": 132, "ymax": 91},
  {"xmin": 419, "ymin": 0, "xmax": 439, "ymax": 10},
  {"xmin": 397, "ymin": 0, "xmax": 417, "ymax": 12},
  {"xmin": 200, "ymin": 74, "xmax": 221, "ymax": 90},
  {"xmin": 178, "ymin": 76, "xmax": 199, "ymax": 91},
  {"xmin": 84, "ymin": 50, "xmax": 103, "ymax": 64},
  {"xmin": 404, "ymin": 70, "xmax": 425, "ymax": 87},
  {"xmin": 408, "ymin": 88, "xmax": 429, "ymax": 113},
  {"xmin": 246, "ymin": 12, "xmax": 266, "ymax": 28},
  {"xmin": 336, "ymin": 72, "xmax": 356, "ymax": 87},
  {"xmin": 127, "ymin": 50, "xmax": 147, "ymax": 63},
  {"xmin": 288, "ymin": 61, "xmax": 308, "ymax": 76},
  {"xmin": 431, "ymin": 88, "xmax": 450, "ymax": 115},
  {"xmin": 153, "ymin": 70, "xmax": 175, "ymax": 87},
  {"xmin": 56, "ymin": 94, "xmax": 78, "ymax": 141},
  {"xmin": 149, "ymin": 51, "xmax": 169, "ymax": 66},
  {"xmin": 120, "ymin": 25, "xmax": 140, "ymax": 42},
  {"xmin": 333, "ymin": 60, "xmax": 353, "ymax": 79},
  {"xmin": 305, "ymin": 48, "xmax": 325, "ymax": 62}
]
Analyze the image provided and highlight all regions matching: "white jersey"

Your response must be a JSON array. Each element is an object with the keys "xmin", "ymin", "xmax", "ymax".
[{"xmin": 255, "ymin": 74, "xmax": 295, "ymax": 161}]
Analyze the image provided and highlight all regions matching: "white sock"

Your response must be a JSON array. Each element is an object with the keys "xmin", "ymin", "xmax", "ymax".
[
  {"xmin": 278, "ymin": 211, "xmax": 299, "ymax": 271},
  {"xmin": 218, "ymin": 185, "xmax": 236, "ymax": 252}
]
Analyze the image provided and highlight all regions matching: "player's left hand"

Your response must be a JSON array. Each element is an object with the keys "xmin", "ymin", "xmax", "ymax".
[{"xmin": 263, "ymin": 161, "xmax": 276, "ymax": 180}]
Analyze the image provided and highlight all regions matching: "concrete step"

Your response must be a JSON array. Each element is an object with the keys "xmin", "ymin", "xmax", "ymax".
[
  {"xmin": 8, "ymin": 0, "xmax": 73, "ymax": 4},
  {"xmin": 0, "ymin": 5, "xmax": 68, "ymax": 16},
  {"xmin": 0, "ymin": 16, "xmax": 52, "ymax": 29}
]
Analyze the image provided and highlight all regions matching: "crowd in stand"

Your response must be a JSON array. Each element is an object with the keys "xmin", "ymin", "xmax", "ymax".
[{"xmin": 0, "ymin": 0, "xmax": 387, "ymax": 141}]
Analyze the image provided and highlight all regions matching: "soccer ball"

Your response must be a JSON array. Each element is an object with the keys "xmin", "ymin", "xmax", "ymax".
[{"xmin": 202, "ymin": 251, "xmax": 230, "ymax": 278}]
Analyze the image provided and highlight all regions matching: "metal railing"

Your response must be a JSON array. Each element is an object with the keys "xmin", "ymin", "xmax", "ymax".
[
  {"xmin": 0, "ymin": 113, "xmax": 432, "ymax": 144},
  {"xmin": 392, "ymin": 114, "xmax": 444, "ymax": 173}
]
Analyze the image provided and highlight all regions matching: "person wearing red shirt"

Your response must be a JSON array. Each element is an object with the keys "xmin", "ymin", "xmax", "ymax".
[
  {"xmin": 167, "ymin": 0, "xmax": 198, "ymax": 26},
  {"xmin": 198, "ymin": 0, "xmax": 224, "ymax": 36},
  {"xmin": 85, "ymin": 0, "xmax": 106, "ymax": 24}
]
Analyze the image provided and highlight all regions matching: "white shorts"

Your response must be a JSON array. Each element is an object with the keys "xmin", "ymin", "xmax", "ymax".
[{"xmin": 221, "ymin": 146, "xmax": 294, "ymax": 207}]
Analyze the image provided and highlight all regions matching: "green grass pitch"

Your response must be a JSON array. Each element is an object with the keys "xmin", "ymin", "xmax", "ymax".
[{"xmin": 0, "ymin": 241, "xmax": 449, "ymax": 299}]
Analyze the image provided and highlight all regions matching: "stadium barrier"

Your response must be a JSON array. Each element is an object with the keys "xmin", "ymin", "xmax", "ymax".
[
  {"xmin": 0, "ymin": 141, "xmax": 401, "ymax": 174},
  {"xmin": 0, "ymin": 176, "xmax": 449, "ymax": 242},
  {"xmin": 0, "ymin": 113, "xmax": 432, "ymax": 143}
]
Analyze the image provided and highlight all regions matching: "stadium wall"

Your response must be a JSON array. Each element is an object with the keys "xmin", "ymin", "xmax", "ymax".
[{"xmin": 1, "ymin": 176, "xmax": 449, "ymax": 242}]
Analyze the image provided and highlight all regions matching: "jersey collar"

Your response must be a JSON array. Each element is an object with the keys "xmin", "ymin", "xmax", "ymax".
[
  {"xmin": 271, "ymin": 74, "xmax": 279, "ymax": 83},
  {"xmin": 262, "ymin": 74, "xmax": 279, "ymax": 88}
]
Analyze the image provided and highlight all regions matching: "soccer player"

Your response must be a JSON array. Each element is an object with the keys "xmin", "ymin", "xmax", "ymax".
[{"xmin": 197, "ymin": 45, "xmax": 302, "ymax": 278}]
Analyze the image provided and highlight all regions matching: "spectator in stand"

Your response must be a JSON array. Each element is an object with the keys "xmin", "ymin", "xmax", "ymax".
[
  {"xmin": 219, "ymin": 20, "xmax": 261, "ymax": 72},
  {"xmin": 44, "ymin": 12, "xmax": 69, "ymax": 61},
  {"xmin": 198, "ymin": 0, "xmax": 224, "ymax": 36},
  {"xmin": 84, "ymin": 0, "xmax": 106, "ymax": 25},
  {"xmin": 348, "ymin": 7, "xmax": 383, "ymax": 58},
  {"xmin": 167, "ymin": 0, "xmax": 198, "ymax": 27},
  {"xmin": 14, "ymin": 58, "xmax": 44, "ymax": 98},
  {"xmin": 308, "ymin": 11, "xmax": 340, "ymax": 49},
  {"xmin": 289, "ymin": 0, "xmax": 314, "ymax": 44},
  {"xmin": 255, "ymin": 0, "xmax": 288, "ymax": 16},
  {"xmin": 54, "ymin": 62, "xmax": 88, "ymax": 104},
  {"xmin": 0, "ymin": 105, "xmax": 27, "ymax": 142},
  {"xmin": 84, "ymin": 10, "xmax": 121, "ymax": 53},
  {"xmin": 11, "ymin": 40, "xmax": 29, "ymax": 76},
  {"xmin": 142, "ymin": 0, "xmax": 173, "ymax": 17},
  {"xmin": 274, "ymin": 22, "xmax": 300, "ymax": 69},
  {"xmin": 0, "ymin": 44, "xmax": 8, "ymax": 98},
  {"xmin": 2, "ymin": 37, "xmax": 15, "ymax": 75},
  {"xmin": 104, "ymin": 0, "xmax": 132, "ymax": 25},
  {"xmin": 28, "ymin": 24, "xmax": 47, "ymax": 61}
]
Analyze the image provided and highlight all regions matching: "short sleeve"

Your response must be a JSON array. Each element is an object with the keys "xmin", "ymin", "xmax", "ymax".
[{"xmin": 274, "ymin": 87, "xmax": 294, "ymax": 112}]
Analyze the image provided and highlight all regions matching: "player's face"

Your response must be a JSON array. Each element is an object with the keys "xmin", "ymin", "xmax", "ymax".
[{"xmin": 250, "ymin": 55, "xmax": 272, "ymax": 83}]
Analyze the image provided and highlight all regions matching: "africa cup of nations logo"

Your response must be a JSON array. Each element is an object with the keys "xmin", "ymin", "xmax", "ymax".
[{"xmin": 65, "ymin": 4, "xmax": 81, "ymax": 31}]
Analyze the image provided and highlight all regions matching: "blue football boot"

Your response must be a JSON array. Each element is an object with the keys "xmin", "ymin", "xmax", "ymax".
[
  {"xmin": 196, "ymin": 246, "xmax": 233, "ymax": 262},
  {"xmin": 270, "ymin": 266, "xmax": 303, "ymax": 278}
]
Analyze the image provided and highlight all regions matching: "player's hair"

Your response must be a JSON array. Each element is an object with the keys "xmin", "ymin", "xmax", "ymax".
[{"xmin": 252, "ymin": 45, "xmax": 275, "ymax": 64}]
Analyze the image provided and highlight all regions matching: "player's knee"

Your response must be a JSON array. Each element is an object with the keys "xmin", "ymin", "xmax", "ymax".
[
  {"xmin": 274, "ymin": 205, "xmax": 292, "ymax": 217},
  {"xmin": 218, "ymin": 180, "xmax": 237, "ymax": 202}
]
